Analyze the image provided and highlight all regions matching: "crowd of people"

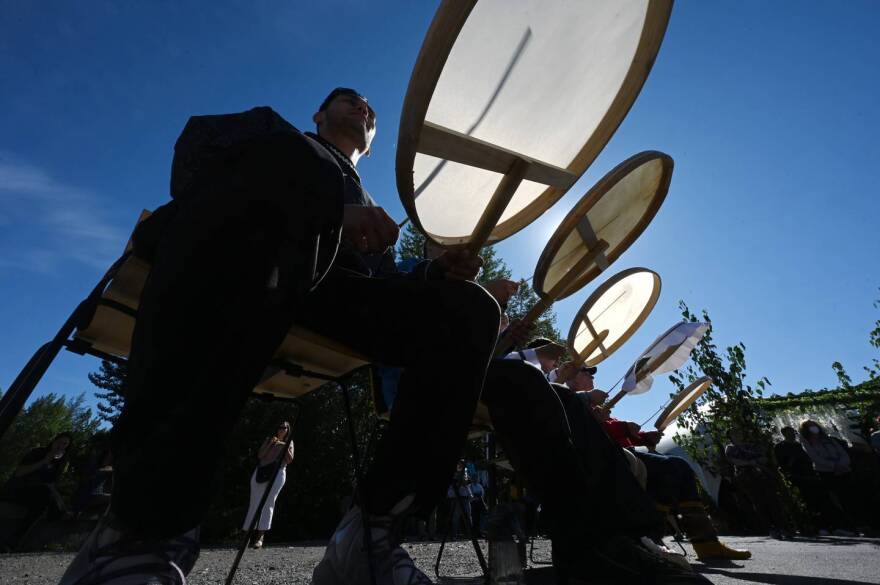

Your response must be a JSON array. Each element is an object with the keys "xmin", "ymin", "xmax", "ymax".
[
  {"xmin": 772, "ymin": 420, "xmax": 879, "ymax": 535},
  {"xmin": 2, "ymin": 88, "xmax": 878, "ymax": 585}
]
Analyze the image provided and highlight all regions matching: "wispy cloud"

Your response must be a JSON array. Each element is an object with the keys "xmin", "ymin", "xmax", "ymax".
[{"xmin": 0, "ymin": 157, "xmax": 125, "ymax": 273}]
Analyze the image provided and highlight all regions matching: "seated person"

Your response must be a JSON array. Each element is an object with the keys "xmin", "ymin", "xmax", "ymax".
[
  {"xmin": 574, "ymin": 378, "xmax": 749, "ymax": 561},
  {"xmin": 383, "ymin": 247, "xmax": 710, "ymax": 584},
  {"xmin": 60, "ymin": 90, "xmax": 500, "ymax": 585}
]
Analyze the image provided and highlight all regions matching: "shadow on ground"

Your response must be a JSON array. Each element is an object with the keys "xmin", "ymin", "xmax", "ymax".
[{"xmin": 696, "ymin": 568, "xmax": 879, "ymax": 585}]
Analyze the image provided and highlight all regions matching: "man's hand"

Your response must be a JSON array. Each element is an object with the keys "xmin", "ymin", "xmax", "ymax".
[
  {"xmin": 483, "ymin": 279, "xmax": 519, "ymax": 307},
  {"xmin": 592, "ymin": 406, "xmax": 610, "ymax": 422},
  {"xmin": 342, "ymin": 205, "xmax": 399, "ymax": 253},
  {"xmin": 434, "ymin": 248, "xmax": 483, "ymax": 281},
  {"xmin": 640, "ymin": 430, "xmax": 663, "ymax": 447},
  {"xmin": 504, "ymin": 319, "xmax": 534, "ymax": 346}
]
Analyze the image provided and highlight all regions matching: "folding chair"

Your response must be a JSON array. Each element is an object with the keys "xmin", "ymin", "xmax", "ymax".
[
  {"xmin": 431, "ymin": 403, "xmax": 494, "ymax": 583},
  {"xmin": 0, "ymin": 210, "xmax": 377, "ymax": 584}
]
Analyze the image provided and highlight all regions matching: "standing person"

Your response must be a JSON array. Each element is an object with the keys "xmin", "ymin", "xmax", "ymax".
[
  {"xmin": 447, "ymin": 461, "xmax": 472, "ymax": 539},
  {"xmin": 774, "ymin": 426, "xmax": 850, "ymax": 535},
  {"xmin": 1, "ymin": 433, "xmax": 72, "ymax": 550},
  {"xmin": 870, "ymin": 416, "xmax": 880, "ymax": 456},
  {"xmin": 798, "ymin": 420, "xmax": 859, "ymax": 535},
  {"xmin": 243, "ymin": 421, "xmax": 295, "ymax": 549},
  {"xmin": 469, "ymin": 475, "xmax": 487, "ymax": 536},
  {"xmin": 60, "ymin": 89, "xmax": 499, "ymax": 585}
]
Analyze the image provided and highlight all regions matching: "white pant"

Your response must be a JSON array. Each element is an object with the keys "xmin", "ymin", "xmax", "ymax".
[{"xmin": 243, "ymin": 466, "xmax": 287, "ymax": 531}]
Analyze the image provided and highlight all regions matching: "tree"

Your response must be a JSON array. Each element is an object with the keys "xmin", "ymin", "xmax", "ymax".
[
  {"xmin": 826, "ymin": 289, "xmax": 880, "ymax": 435},
  {"xmin": 89, "ymin": 360, "xmax": 128, "ymax": 424},
  {"xmin": 834, "ymin": 289, "xmax": 880, "ymax": 383},
  {"xmin": 396, "ymin": 221, "xmax": 428, "ymax": 263},
  {"xmin": 0, "ymin": 392, "xmax": 101, "ymax": 486},
  {"xmin": 868, "ymin": 292, "xmax": 880, "ymax": 380},
  {"xmin": 669, "ymin": 301, "xmax": 774, "ymax": 469},
  {"xmin": 668, "ymin": 302, "xmax": 806, "ymax": 531},
  {"xmin": 506, "ymin": 278, "xmax": 563, "ymax": 345}
]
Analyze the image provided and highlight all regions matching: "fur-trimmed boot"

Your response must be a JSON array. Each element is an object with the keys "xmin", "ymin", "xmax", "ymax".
[{"xmin": 677, "ymin": 501, "xmax": 751, "ymax": 561}]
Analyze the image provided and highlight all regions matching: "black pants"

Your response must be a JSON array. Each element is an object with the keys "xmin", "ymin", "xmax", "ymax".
[
  {"xmin": 480, "ymin": 361, "xmax": 663, "ymax": 557},
  {"xmin": 110, "ymin": 134, "xmax": 499, "ymax": 537},
  {"xmin": 471, "ymin": 497, "xmax": 486, "ymax": 534},
  {"xmin": 635, "ymin": 451, "xmax": 700, "ymax": 507},
  {"xmin": 817, "ymin": 471, "xmax": 860, "ymax": 529},
  {"xmin": 2, "ymin": 483, "xmax": 66, "ymax": 547},
  {"xmin": 733, "ymin": 468, "xmax": 786, "ymax": 531},
  {"xmin": 297, "ymin": 271, "xmax": 499, "ymax": 516},
  {"xmin": 112, "ymin": 261, "xmax": 497, "ymax": 537}
]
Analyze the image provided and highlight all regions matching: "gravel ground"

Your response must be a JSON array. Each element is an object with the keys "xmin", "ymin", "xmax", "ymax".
[{"xmin": 2, "ymin": 536, "xmax": 879, "ymax": 584}]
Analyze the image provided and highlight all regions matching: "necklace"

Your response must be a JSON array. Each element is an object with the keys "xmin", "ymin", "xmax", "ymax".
[{"xmin": 307, "ymin": 132, "xmax": 360, "ymax": 183}]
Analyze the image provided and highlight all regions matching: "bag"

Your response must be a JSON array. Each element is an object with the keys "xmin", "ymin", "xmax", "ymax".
[{"xmin": 255, "ymin": 463, "xmax": 275, "ymax": 484}]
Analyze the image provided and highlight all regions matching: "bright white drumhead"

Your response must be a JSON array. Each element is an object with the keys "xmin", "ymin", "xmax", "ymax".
[
  {"xmin": 568, "ymin": 268, "xmax": 661, "ymax": 366},
  {"xmin": 397, "ymin": 0, "xmax": 673, "ymax": 245},
  {"xmin": 534, "ymin": 151, "xmax": 673, "ymax": 299},
  {"xmin": 623, "ymin": 321, "xmax": 709, "ymax": 395}
]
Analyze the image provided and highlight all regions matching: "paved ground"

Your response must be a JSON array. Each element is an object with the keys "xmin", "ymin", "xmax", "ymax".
[{"xmin": 1, "ymin": 535, "xmax": 878, "ymax": 584}]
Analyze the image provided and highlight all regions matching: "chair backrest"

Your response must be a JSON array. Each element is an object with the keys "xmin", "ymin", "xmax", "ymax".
[{"xmin": 72, "ymin": 212, "xmax": 369, "ymax": 400}]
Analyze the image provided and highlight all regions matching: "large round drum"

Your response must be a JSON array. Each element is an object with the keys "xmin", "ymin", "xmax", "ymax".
[
  {"xmin": 568, "ymin": 268, "xmax": 661, "ymax": 366},
  {"xmin": 397, "ymin": 0, "xmax": 673, "ymax": 247},
  {"xmin": 655, "ymin": 376, "xmax": 713, "ymax": 431},
  {"xmin": 533, "ymin": 151, "xmax": 673, "ymax": 299}
]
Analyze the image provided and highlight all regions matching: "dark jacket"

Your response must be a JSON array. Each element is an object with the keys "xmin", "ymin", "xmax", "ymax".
[
  {"xmin": 135, "ymin": 106, "xmax": 437, "ymax": 285},
  {"xmin": 134, "ymin": 106, "xmax": 344, "ymax": 293}
]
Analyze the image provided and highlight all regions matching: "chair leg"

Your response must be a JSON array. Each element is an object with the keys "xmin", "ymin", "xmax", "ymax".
[
  {"xmin": 528, "ymin": 507, "xmax": 551, "ymax": 565},
  {"xmin": 338, "ymin": 378, "xmax": 377, "ymax": 585},
  {"xmin": 457, "ymin": 490, "xmax": 489, "ymax": 580},
  {"xmin": 434, "ymin": 489, "xmax": 489, "ymax": 582},
  {"xmin": 433, "ymin": 509, "xmax": 451, "ymax": 580}
]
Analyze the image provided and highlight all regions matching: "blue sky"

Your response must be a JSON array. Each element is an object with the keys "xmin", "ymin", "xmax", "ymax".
[{"xmin": 1, "ymin": 1, "xmax": 878, "ymax": 428}]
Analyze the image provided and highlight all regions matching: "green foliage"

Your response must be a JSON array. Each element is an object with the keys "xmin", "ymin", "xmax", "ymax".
[
  {"xmin": 818, "ymin": 289, "xmax": 880, "ymax": 435},
  {"xmin": 670, "ymin": 301, "xmax": 774, "ymax": 470},
  {"xmin": 831, "ymin": 361, "xmax": 853, "ymax": 390},
  {"xmin": 868, "ymin": 293, "xmax": 880, "ymax": 380},
  {"xmin": 396, "ymin": 222, "xmax": 428, "ymax": 263},
  {"xmin": 0, "ymin": 392, "xmax": 101, "ymax": 487},
  {"xmin": 760, "ymin": 378, "xmax": 880, "ymax": 439},
  {"xmin": 475, "ymin": 246, "xmax": 513, "ymax": 285},
  {"xmin": 89, "ymin": 360, "xmax": 128, "ymax": 424},
  {"xmin": 829, "ymin": 289, "xmax": 880, "ymax": 385},
  {"xmin": 669, "ymin": 302, "xmax": 806, "ymax": 530},
  {"xmin": 506, "ymin": 278, "xmax": 563, "ymax": 346}
]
